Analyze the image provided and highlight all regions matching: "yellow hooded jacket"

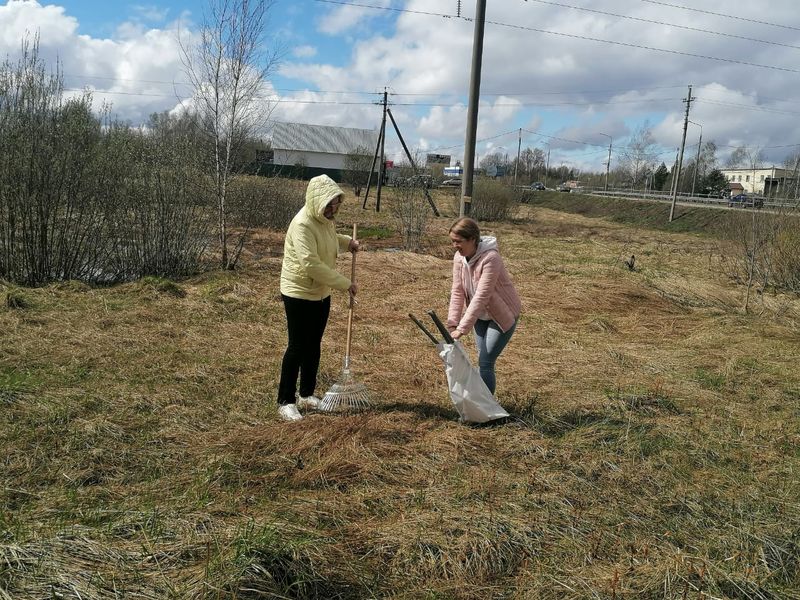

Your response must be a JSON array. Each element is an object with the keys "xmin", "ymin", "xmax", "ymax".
[{"xmin": 280, "ymin": 175, "xmax": 353, "ymax": 300}]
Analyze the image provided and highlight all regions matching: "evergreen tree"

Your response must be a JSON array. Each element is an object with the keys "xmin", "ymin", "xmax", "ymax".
[{"xmin": 653, "ymin": 162, "xmax": 669, "ymax": 190}]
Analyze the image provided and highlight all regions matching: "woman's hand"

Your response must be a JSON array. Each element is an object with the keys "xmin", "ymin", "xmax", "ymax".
[
  {"xmin": 348, "ymin": 283, "xmax": 358, "ymax": 298},
  {"xmin": 349, "ymin": 239, "xmax": 360, "ymax": 253},
  {"xmin": 451, "ymin": 330, "xmax": 462, "ymax": 340}
]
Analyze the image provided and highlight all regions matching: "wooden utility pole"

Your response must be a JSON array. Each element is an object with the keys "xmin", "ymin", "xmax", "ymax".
[
  {"xmin": 362, "ymin": 91, "xmax": 440, "ymax": 215},
  {"xmin": 691, "ymin": 129, "xmax": 702, "ymax": 197},
  {"xmin": 460, "ymin": 0, "xmax": 487, "ymax": 216},
  {"xmin": 514, "ymin": 128, "xmax": 522, "ymax": 186},
  {"xmin": 362, "ymin": 90, "xmax": 388, "ymax": 211},
  {"xmin": 669, "ymin": 85, "xmax": 694, "ymax": 222}
]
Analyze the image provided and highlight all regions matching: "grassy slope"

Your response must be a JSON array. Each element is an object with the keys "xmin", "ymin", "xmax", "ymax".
[
  {"xmin": 525, "ymin": 190, "xmax": 740, "ymax": 237},
  {"xmin": 1, "ymin": 192, "xmax": 799, "ymax": 599}
]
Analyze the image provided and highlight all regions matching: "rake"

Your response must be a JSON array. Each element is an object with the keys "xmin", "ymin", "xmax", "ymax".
[{"xmin": 319, "ymin": 223, "xmax": 370, "ymax": 413}]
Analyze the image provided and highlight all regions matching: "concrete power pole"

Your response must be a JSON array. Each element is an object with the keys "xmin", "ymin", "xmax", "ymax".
[
  {"xmin": 669, "ymin": 85, "xmax": 694, "ymax": 222},
  {"xmin": 460, "ymin": 0, "xmax": 487, "ymax": 217},
  {"xmin": 514, "ymin": 128, "xmax": 521, "ymax": 186}
]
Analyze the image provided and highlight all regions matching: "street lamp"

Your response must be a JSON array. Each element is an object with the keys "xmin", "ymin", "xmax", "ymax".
[
  {"xmin": 688, "ymin": 121, "xmax": 702, "ymax": 197},
  {"xmin": 598, "ymin": 133, "xmax": 612, "ymax": 192}
]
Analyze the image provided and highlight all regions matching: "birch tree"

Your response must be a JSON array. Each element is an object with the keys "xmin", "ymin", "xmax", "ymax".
[
  {"xmin": 181, "ymin": 0, "xmax": 280, "ymax": 269},
  {"xmin": 618, "ymin": 122, "xmax": 659, "ymax": 189}
]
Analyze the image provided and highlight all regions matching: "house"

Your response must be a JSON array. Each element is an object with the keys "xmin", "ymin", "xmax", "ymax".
[
  {"xmin": 727, "ymin": 182, "xmax": 744, "ymax": 195},
  {"xmin": 719, "ymin": 166, "xmax": 789, "ymax": 195},
  {"xmin": 268, "ymin": 122, "xmax": 378, "ymax": 181}
]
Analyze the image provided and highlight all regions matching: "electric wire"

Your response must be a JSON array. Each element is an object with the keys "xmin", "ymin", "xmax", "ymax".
[
  {"xmin": 312, "ymin": 0, "xmax": 800, "ymax": 74},
  {"xmin": 638, "ymin": 0, "xmax": 800, "ymax": 33},
  {"xmin": 526, "ymin": 0, "xmax": 800, "ymax": 52}
]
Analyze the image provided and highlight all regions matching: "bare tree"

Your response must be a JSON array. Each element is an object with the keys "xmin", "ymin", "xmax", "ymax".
[
  {"xmin": 181, "ymin": 0, "xmax": 280, "ymax": 269},
  {"xmin": 342, "ymin": 145, "xmax": 373, "ymax": 197},
  {"xmin": 618, "ymin": 122, "xmax": 659, "ymax": 189},
  {"xmin": 725, "ymin": 146, "xmax": 749, "ymax": 168}
]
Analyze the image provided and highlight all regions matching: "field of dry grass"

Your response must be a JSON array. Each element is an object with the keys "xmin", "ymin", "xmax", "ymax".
[{"xmin": 2, "ymin": 192, "xmax": 799, "ymax": 599}]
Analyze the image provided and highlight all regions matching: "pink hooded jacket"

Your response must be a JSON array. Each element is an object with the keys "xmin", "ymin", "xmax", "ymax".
[{"xmin": 447, "ymin": 236, "xmax": 521, "ymax": 336}]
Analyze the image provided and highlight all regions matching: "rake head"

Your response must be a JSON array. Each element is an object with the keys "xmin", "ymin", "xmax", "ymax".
[{"xmin": 319, "ymin": 369, "xmax": 370, "ymax": 413}]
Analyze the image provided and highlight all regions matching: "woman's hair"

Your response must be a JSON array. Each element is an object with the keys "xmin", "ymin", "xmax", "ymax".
[{"xmin": 449, "ymin": 217, "xmax": 480, "ymax": 241}]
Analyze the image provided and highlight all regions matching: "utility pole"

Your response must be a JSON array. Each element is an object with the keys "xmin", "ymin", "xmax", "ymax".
[
  {"xmin": 669, "ymin": 85, "xmax": 694, "ymax": 222},
  {"xmin": 514, "ymin": 128, "xmax": 521, "ymax": 186},
  {"xmin": 544, "ymin": 146, "xmax": 550, "ymax": 188},
  {"xmin": 599, "ymin": 133, "xmax": 611, "ymax": 192},
  {"xmin": 691, "ymin": 128, "xmax": 702, "ymax": 197},
  {"xmin": 363, "ymin": 89, "xmax": 388, "ymax": 212},
  {"xmin": 460, "ymin": 0, "xmax": 487, "ymax": 217},
  {"xmin": 376, "ymin": 88, "xmax": 388, "ymax": 212},
  {"xmin": 669, "ymin": 147, "xmax": 679, "ymax": 198}
]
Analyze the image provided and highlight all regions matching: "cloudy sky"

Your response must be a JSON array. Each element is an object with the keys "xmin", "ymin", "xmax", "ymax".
[{"xmin": 2, "ymin": 0, "xmax": 799, "ymax": 172}]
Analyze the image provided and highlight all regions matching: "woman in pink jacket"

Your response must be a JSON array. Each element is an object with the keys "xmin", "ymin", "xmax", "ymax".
[{"xmin": 447, "ymin": 217, "xmax": 521, "ymax": 394}]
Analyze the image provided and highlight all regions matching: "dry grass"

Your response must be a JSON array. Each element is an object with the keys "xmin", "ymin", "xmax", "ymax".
[{"xmin": 1, "ymin": 191, "xmax": 799, "ymax": 599}]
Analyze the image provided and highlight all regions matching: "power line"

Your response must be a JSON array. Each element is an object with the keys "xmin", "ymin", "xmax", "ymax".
[
  {"xmin": 313, "ymin": 0, "xmax": 459, "ymax": 19},
  {"xmin": 63, "ymin": 72, "xmax": 690, "ymax": 98},
  {"xmin": 525, "ymin": 0, "xmax": 800, "ymax": 51},
  {"xmin": 638, "ymin": 0, "xmax": 800, "ymax": 33},
  {"xmin": 484, "ymin": 19, "xmax": 800, "ymax": 74},
  {"xmin": 312, "ymin": 0, "xmax": 800, "ymax": 74},
  {"xmin": 694, "ymin": 98, "xmax": 800, "ymax": 117},
  {"xmin": 67, "ymin": 86, "xmax": 800, "ymax": 122},
  {"xmin": 67, "ymin": 72, "xmax": 800, "ymax": 109}
]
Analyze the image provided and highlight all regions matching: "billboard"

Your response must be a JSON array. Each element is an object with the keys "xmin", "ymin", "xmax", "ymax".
[{"xmin": 426, "ymin": 153, "xmax": 451, "ymax": 165}]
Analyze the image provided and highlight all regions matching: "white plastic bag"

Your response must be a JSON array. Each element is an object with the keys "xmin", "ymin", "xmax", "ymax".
[{"xmin": 438, "ymin": 341, "xmax": 510, "ymax": 423}]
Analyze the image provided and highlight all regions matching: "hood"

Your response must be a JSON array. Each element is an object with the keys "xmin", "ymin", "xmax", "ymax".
[
  {"xmin": 462, "ymin": 235, "xmax": 498, "ymax": 266},
  {"xmin": 305, "ymin": 174, "xmax": 345, "ymax": 221}
]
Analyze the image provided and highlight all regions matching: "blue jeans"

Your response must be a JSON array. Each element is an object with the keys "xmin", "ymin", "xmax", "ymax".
[{"xmin": 473, "ymin": 318, "xmax": 517, "ymax": 394}]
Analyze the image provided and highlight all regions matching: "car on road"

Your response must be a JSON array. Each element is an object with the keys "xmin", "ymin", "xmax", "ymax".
[
  {"xmin": 728, "ymin": 194, "xmax": 764, "ymax": 209},
  {"xmin": 556, "ymin": 183, "xmax": 571, "ymax": 192},
  {"xmin": 441, "ymin": 178, "xmax": 462, "ymax": 187},
  {"xmin": 530, "ymin": 182, "xmax": 545, "ymax": 191}
]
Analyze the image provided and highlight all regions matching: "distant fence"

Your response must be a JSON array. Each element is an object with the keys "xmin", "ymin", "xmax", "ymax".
[
  {"xmin": 588, "ymin": 188, "xmax": 798, "ymax": 211},
  {"xmin": 517, "ymin": 185, "xmax": 798, "ymax": 211}
]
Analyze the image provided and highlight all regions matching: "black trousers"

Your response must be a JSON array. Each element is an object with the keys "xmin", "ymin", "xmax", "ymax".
[{"xmin": 277, "ymin": 294, "xmax": 331, "ymax": 405}]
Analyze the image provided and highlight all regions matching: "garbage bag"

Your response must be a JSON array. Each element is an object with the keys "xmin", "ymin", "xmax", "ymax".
[{"xmin": 438, "ymin": 341, "xmax": 510, "ymax": 423}]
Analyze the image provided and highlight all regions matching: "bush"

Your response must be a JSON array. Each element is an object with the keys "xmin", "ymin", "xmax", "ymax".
[
  {"xmin": 227, "ymin": 176, "xmax": 305, "ymax": 230},
  {"xmin": 719, "ymin": 210, "xmax": 800, "ymax": 301},
  {"xmin": 0, "ymin": 38, "xmax": 212, "ymax": 285},
  {"xmin": 390, "ymin": 180, "xmax": 431, "ymax": 251},
  {"xmin": 449, "ymin": 179, "xmax": 519, "ymax": 222}
]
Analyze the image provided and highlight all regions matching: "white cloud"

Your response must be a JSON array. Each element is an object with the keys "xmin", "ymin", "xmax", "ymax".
[
  {"xmin": 0, "ymin": 1, "xmax": 195, "ymax": 121},
  {"xmin": 292, "ymin": 44, "xmax": 317, "ymax": 58},
  {"xmin": 7, "ymin": 0, "xmax": 800, "ymax": 168},
  {"xmin": 131, "ymin": 4, "xmax": 169, "ymax": 23},
  {"xmin": 316, "ymin": 0, "xmax": 393, "ymax": 36}
]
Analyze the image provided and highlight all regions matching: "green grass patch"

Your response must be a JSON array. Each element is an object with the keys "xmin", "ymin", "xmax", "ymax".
[
  {"xmin": 528, "ymin": 191, "xmax": 736, "ymax": 238},
  {"xmin": 357, "ymin": 225, "xmax": 394, "ymax": 239},
  {"xmin": 693, "ymin": 367, "xmax": 726, "ymax": 391}
]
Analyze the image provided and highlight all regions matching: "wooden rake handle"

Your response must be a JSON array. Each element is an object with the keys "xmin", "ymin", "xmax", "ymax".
[{"xmin": 344, "ymin": 223, "xmax": 357, "ymax": 364}]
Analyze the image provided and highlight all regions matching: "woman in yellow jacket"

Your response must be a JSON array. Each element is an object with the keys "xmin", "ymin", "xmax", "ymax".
[{"xmin": 278, "ymin": 175, "xmax": 359, "ymax": 421}]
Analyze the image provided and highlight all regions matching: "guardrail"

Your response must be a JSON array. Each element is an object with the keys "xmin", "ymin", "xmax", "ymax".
[
  {"xmin": 582, "ymin": 188, "xmax": 798, "ymax": 211},
  {"xmin": 517, "ymin": 185, "xmax": 799, "ymax": 211}
]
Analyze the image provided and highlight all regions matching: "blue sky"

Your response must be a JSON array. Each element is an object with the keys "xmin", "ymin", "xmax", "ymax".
[{"xmin": 3, "ymin": 0, "xmax": 800, "ymax": 172}]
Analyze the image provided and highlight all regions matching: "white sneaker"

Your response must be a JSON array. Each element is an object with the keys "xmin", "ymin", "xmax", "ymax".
[
  {"xmin": 297, "ymin": 395, "xmax": 321, "ymax": 410},
  {"xmin": 278, "ymin": 403, "xmax": 303, "ymax": 422}
]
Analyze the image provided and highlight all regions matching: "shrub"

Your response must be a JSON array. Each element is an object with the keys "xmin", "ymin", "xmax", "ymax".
[
  {"xmin": 390, "ymin": 180, "xmax": 431, "ymax": 251},
  {"xmin": 0, "ymin": 38, "xmax": 212, "ymax": 285},
  {"xmin": 449, "ymin": 179, "xmax": 519, "ymax": 222},
  {"xmin": 718, "ymin": 209, "xmax": 800, "ymax": 304},
  {"xmin": 227, "ymin": 176, "xmax": 305, "ymax": 230}
]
